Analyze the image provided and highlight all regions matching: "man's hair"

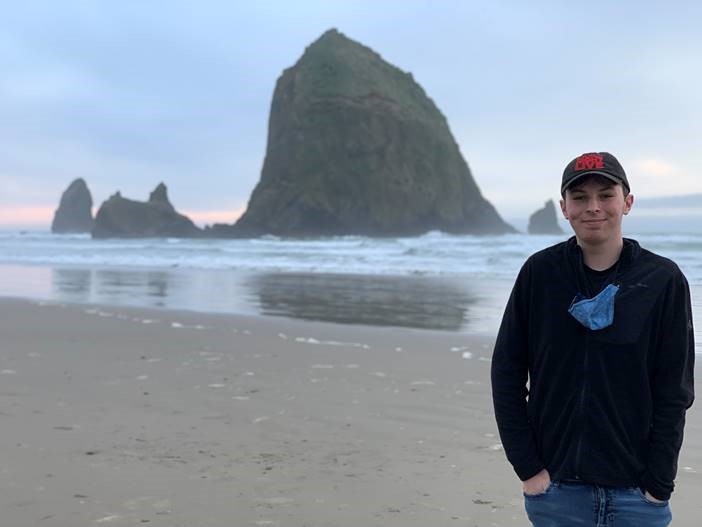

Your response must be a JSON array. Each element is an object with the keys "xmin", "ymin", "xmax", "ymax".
[{"xmin": 563, "ymin": 174, "xmax": 630, "ymax": 198}]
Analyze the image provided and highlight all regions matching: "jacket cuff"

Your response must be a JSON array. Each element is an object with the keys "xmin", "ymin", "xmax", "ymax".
[
  {"xmin": 515, "ymin": 461, "xmax": 546, "ymax": 482},
  {"xmin": 640, "ymin": 470, "xmax": 673, "ymax": 501}
]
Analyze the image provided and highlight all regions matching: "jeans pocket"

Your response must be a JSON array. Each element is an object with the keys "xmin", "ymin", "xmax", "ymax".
[
  {"xmin": 524, "ymin": 481, "xmax": 554, "ymax": 499},
  {"xmin": 637, "ymin": 488, "xmax": 669, "ymax": 507}
]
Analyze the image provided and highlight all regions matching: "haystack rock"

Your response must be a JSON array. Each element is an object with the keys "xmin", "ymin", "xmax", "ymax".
[
  {"xmin": 92, "ymin": 183, "xmax": 201, "ymax": 238},
  {"xmin": 528, "ymin": 199, "xmax": 564, "ymax": 235},
  {"xmin": 51, "ymin": 178, "xmax": 94, "ymax": 233},
  {"xmin": 214, "ymin": 28, "xmax": 514, "ymax": 237}
]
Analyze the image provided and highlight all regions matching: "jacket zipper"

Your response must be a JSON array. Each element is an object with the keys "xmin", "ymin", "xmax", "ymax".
[{"xmin": 573, "ymin": 330, "xmax": 589, "ymax": 479}]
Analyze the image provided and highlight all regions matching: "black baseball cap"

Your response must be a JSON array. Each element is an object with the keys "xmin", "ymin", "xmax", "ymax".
[{"xmin": 561, "ymin": 152, "xmax": 630, "ymax": 195}]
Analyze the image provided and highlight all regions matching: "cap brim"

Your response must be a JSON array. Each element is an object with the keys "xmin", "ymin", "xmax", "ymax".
[{"xmin": 562, "ymin": 171, "xmax": 623, "ymax": 193}]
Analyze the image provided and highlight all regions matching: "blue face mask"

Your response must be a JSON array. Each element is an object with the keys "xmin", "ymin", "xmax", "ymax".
[{"xmin": 568, "ymin": 283, "xmax": 620, "ymax": 330}]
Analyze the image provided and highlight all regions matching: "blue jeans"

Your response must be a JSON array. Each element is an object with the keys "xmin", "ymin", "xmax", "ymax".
[{"xmin": 524, "ymin": 480, "xmax": 671, "ymax": 527}]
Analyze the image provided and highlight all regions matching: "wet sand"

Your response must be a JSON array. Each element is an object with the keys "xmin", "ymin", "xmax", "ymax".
[
  {"xmin": 1, "ymin": 297, "xmax": 700, "ymax": 526},
  {"xmin": 0, "ymin": 264, "xmax": 508, "ymax": 335}
]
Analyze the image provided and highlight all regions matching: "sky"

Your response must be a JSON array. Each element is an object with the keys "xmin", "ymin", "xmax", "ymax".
[{"xmin": 2, "ymin": 0, "xmax": 701, "ymax": 228}]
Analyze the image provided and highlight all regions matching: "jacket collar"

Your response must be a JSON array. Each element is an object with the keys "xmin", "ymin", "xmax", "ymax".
[{"xmin": 566, "ymin": 236, "xmax": 641, "ymax": 296}]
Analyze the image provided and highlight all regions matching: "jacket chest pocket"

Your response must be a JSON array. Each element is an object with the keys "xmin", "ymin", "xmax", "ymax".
[{"xmin": 588, "ymin": 284, "xmax": 659, "ymax": 346}]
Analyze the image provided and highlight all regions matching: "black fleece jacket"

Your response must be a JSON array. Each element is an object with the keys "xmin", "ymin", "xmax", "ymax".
[{"xmin": 491, "ymin": 237, "xmax": 695, "ymax": 501}]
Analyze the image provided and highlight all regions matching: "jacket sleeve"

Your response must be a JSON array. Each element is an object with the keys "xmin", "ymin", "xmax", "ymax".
[
  {"xmin": 641, "ymin": 268, "xmax": 695, "ymax": 501},
  {"xmin": 491, "ymin": 259, "xmax": 544, "ymax": 481}
]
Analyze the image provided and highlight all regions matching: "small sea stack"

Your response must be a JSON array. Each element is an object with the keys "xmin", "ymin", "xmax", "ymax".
[
  {"xmin": 51, "ymin": 178, "xmax": 94, "ymax": 233},
  {"xmin": 527, "ymin": 199, "xmax": 564, "ymax": 235},
  {"xmin": 92, "ymin": 183, "xmax": 202, "ymax": 238}
]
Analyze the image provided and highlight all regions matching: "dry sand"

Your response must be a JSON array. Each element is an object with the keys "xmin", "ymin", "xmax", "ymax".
[{"xmin": 1, "ymin": 297, "xmax": 700, "ymax": 526}]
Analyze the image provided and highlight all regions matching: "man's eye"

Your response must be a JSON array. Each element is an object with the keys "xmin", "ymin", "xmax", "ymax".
[{"xmin": 573, "ymin": 196, "xmax": 585, "ymax": 201}]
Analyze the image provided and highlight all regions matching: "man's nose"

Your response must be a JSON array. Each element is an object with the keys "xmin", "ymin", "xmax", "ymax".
[{"xmin": 586, "ymin": 198, "xmax": 601, "ymax": 212}]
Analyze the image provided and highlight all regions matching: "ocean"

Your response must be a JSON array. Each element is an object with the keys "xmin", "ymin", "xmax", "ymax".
[{"xmin": 0, "ymin": 229, "xmax": 700, "ymax": 352}]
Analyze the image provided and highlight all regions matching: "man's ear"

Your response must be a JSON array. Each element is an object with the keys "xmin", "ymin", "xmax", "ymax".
[
  {"xmin": 623, "ymin": 193, "xmax": 634, "ymax": 215},
  {"xmin": 560, "ymin": 198, "xmax": 569, "ymax": 220}
]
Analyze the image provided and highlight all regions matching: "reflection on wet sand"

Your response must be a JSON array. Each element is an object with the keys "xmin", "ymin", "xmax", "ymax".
[
  {"xmin": 43, "ymin": 266, "xmax": 492, "ymax": 332},
  {"xmin": 147, "ymin": 272, "xmax": 169, "ymax": 299},
  {"xmin": 52, "ymin": 268, "xmax": 172, "ymax": 307},
  {"xmin": 52, "ymin": 268, "xmax": 91, "ymax": 299},
  {"xmin": 250, "ymin": 272, "xmax": 477, "ymax": 331}
]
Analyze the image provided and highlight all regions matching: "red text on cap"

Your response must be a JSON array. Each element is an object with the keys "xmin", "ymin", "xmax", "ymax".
[{"xmin": 575, "ymin": 153, "xmax": 604, "ymax": 171}]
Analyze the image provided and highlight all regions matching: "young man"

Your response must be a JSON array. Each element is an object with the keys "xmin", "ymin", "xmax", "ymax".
[{"xmin": 491, "ymin": 152, "xmax": 695, "ymax": 526}]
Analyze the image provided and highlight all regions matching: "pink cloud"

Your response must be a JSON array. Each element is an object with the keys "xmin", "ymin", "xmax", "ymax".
[
  {"xmin": 0, "ymin": 206, "xmax": 55, "ymax": 227},
  {"xmin": 0, "ymin": 205, "xmax": 246, "ymax": 229},
  {"xmin": 182, "ymin": 207, "xmax": 246, "ymax": 226}
]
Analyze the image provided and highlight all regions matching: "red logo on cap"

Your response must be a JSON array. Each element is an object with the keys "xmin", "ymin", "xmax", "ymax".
[{"xmin": 575, "ymin": 153, "xmax": 604, "ymax": 171}]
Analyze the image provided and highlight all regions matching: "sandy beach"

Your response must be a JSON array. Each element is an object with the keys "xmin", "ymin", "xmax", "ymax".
[{"xmin": 1, "ymin": 297, "xmax": 700, "ymax": 526}]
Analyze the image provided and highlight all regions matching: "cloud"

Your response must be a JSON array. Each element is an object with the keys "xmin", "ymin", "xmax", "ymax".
[
  {"xmin": 628, "ymin": 158, "xmax": 699, "ymax": 198},
  {"xmin": 1, "ymin": 65, "xmax": 101, "ymax": 103},
  {"xmin": 0, "ymin": 206, "xmax": 54, "ymax": 227},
  {"xmin": 0, "ymin": 205, "xmax": 248, "ymax": 229},
  {"xmin": 182, "ymin": 207, "xmax": 246, "ymax": 227},
  {"xmin": 632, "ymin": 159, "xmax": 678, "ymax": 177}
]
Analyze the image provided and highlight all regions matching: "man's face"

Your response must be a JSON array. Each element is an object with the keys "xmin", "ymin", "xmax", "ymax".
[{"xmin": 559, "ymin": 176, "xmax": 634, "ymax": 246}]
